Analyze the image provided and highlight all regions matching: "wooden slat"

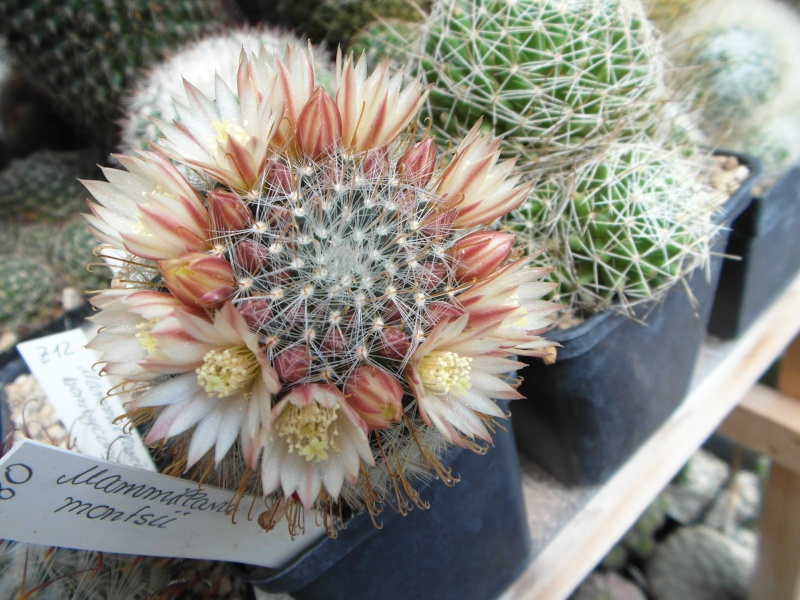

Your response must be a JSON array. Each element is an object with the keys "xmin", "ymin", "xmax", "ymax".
[
  {"xmin": 718, "ymin": 384, "xmax": 800, "ymax": 475},
  {"xmin": 749, "ymin": 336, "xmax": 800, "ymax": 600},
  {"xmin": 502, "ymin": 272, "xmax": 800, "ymax": 600}
]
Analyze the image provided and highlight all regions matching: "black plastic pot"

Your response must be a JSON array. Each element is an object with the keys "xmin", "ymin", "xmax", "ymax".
[
  {"xmin": 233, "ymin": 407, "xmax": 530, "ymax": 600},
  {"xmin": 708, "ymin": 163, "xmax": 800, "ymax": 339},
  {"xmin": 511, "ymin": 154, "xmax": 759, "ymax": 486}
]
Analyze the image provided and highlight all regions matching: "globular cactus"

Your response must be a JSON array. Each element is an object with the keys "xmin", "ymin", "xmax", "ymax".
[
  {"xmin": 0, "ymin": 149, "xmax": 101, "ymax": 221},
  {"xmin": 120, "ymin": 27, "xmax": 336, "ymax": 152},
  {"xmin": 349, "ymin": 18, "xmax": 422, "ymax": 67},
  {"xmin": 505, "ymin": 142, "xmax": 719, "ymax": 315},
  {"xmin": 400, "ymin": 0, "xmax": 667, "ymax": 172},
  {"xmin": 0, "ymin": 256, "xmax": 59, "ymax": 335},
  {"xmin": 0, "ymin": 0, "xmax": 236, "ymax": 148},
  {"xmin": 741, "ymin": 114, "xmax": 800, "ymax": 184},
  {"xmin": 0, "ymin": 150, "xmax": 106, "ymax": 344}
]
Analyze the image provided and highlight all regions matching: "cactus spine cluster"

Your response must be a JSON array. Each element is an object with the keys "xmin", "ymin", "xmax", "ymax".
[
  {"xmin": 405, "ymin": 0, "xmax": 666, "ymax": 173},
  {"xmin": 120, "ymin": 27, "xmax": 336, "ymax": 152},
  {"xmin": 506, "ymin": 143, "xmax": 718, "ymax": 314},
  {"xmin": 0, "ymin": 0, "xmax": 235, "ymax": 147}
]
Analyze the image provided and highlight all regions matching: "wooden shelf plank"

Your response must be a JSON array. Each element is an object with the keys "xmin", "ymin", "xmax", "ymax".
[
  {"xmin": 718, "ymin": 384, "xmax": 800, "ymax": 475},
  {"xmin": 501, "ymin": 272, "xmax": 800, "ymax": 600}
]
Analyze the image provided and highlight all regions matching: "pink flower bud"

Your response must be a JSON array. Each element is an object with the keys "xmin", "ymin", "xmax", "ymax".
[
  {"xmin": 428, "ymin": 301, "xmax": 465, "ymax": 324},
  {"xmin": 375, "ymin": 327, "xmax": 411, "ymax": 360},
  {"xmin": 344, "ymin": 366, "xmax": 404, "ymax": 430},
  {"xmin": 207, "ymin": 189, "xmax": 252, "ymax": 231},
  {"xmin": 416, "ymin": 261, "xmax": 447, "ymax": 291},
  {"xmin": 238, "ymin": 298, "xmax": 271, "ymax": 328},
  {"xmin": 452, "ymin": 231, "xmax": 515, "ymax": 281},
  {"xmin": 399, "ymin": 138, "xmax": 436, "ymax": 185},
  {"xmin": 363, "ymin": 146, "xmax": 389, "ymax": 178},
  {"xmin": 296, "ymin": 88, "xmax": 342, "ymax": 161},
  {"xmin": 233, "ymin": 241, "xmax": 270, "ymax": 272},
  {"xmin": 265, "ymin": 160, "xmax": 293, "ymax": 195},
  {"xmin": 158, "ymin": 251, "xmax": 236, "ymax": 308},
  {"xmin": 274, "ymin": 345, "xmax": 310, "ymax": 382}
]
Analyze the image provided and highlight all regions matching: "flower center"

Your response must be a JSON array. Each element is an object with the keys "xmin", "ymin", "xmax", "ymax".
[
  {"xmin": 135, "ymin": 319, "xmax": 158, "ymax": 355},
  {"xmin": 196, "ymin": 345, "xmax": 259, "ymax": 398},
  {"xmin": 419, "ymin": 351, "xmax": 472, "ymax": 395},
  {"xmin": 278, "ymin": 403, "xmax": 339, "ymax": 462},
  {"xmin": 211, "ymin": 119, "xmax": 249, "ymax": 148}
]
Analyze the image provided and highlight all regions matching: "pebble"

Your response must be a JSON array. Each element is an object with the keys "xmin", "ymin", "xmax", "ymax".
[{"xmin": 571, "ymin": 571, "xmax": 647, "ymax": 600}]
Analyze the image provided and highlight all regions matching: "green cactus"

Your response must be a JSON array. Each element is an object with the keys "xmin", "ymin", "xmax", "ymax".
[
  {"xmin": 0, "ymin": 0, "xmax": 235, "ymax": 148},
  {"xmin": 120, "ymin": 27, "xmax": 337, "ymax": 152},
  {"xmin": 505, "ymin": 142, "xmax": 719, "ymax": 315},
  {"xmin": 52, "ymin": 216, "xmax": 111, "ymax": 292},
  {"xmin": 739, "ymin": 114, "xmax": 800, "ymax": 185},
  {"xmin": 0, "ymin": 150, "xmax": 100, "ymax": 222},
  {"xmin": 350, "ymin": 18, "xmax": 422, "ymax": 68},
  {"xmin": 400, "ymin": 0, "xmax": 666, "ymax": 172},
  {"xmin": 0, "ymin": 256, "xmax": 59, "ymax": 334},
  {"xmin": 682, "ymin": 27, "xmax": 782, "ymax": 135}
]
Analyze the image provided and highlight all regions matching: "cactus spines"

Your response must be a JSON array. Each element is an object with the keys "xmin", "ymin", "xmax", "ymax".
[
  {"xmin": 0, "ymin": 0, "xmax": 235, "ymax": 147},
  {"xmin": 0, "ymin": 150, "xmax": 100, "ymax": 222},
  {"xmin": 506, "ymin": 143, "xmax": 719, "ymax": 315},
  {"xmin": 120, "ymin": 27, "xmax": 336, "ymax": 152},
  {"xmin": 0, "ymin": 256, "xmax": 59, "ymax": 334},
  {"xmin": 406, "ymin": 0, "xmax": 665, "ymax": 172},
  {"xmin": 52, "ymin": 217, "xmax": 111, "ymax": 292}
]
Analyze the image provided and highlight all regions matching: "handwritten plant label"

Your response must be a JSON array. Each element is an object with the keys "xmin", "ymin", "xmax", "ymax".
[
  {"xmin": 16, "ymin": 328, "xmax": 156, "ymax": 471},
  {"xmin": 0, "ymin": 439, "xmax": 326, "ymax": 567}
]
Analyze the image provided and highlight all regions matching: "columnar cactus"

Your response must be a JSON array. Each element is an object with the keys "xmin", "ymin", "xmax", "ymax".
[
  {"xmin": 405, "ymin": 0, "xmax": 666, "ymax": 172},
  {"xmin": 505, "ymin": 142, "xmax": 719, "ymax": 314},
  {"xmin": 0, "ymin": 0, "xmax": 235, "ymax": 147},
  {"xmin": 121, "ymin": 27, "xmax": 336, "ymax": 152}
]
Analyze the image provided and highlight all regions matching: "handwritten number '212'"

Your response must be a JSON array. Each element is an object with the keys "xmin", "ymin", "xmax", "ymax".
[
  {"xmin": 0, "ymin": 464, "xmax": 33, "ymax": 500},
  {"xmin": 36, "ymin": 341, "xmax": 74, "ymax": 364}
]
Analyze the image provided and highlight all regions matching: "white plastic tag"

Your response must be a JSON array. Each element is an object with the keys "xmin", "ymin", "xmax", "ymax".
[
  {"xmin": 0, "ymin": 439, "xmax": 326, "ymax": 567},
  {"xmin": 16, "ymin": 328, "xmax": 156, "ymax": 471}
]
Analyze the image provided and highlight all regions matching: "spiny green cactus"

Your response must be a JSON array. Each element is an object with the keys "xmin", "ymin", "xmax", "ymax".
[
  {"xmin": 740, "ymin": 114, "xmax": 800, "ymax": 185},
  {"xmin": 120, "ymin": 27, "xmax": 336, "ymax": 152},
  {"xmin": 52, "ymin": 216, "xmax": 112, "ymax": 292},
  {"xmin": 0, "ymin": 256, "xmax": 59, "ymax": 334},
  {"xmin": 350, "ymin": 18, "xmax": 422, "ymax": 68},
  {"xmin": 0, "ymin": 150, "xmax": 100, "ymax": 222},
  {"xmin": 505, "ymin": 142, "xmax": 719, "ymax": 315},
  {"xmin": 402, "ymin": 0, "xmax": 666, "ymax": 172},
  {"xmin": 0, "ymin": 0, "xmax": 235, "ymax": 148},
  {"xmin": 683, "ymin": 27, "xmax": 782, "ymax": 134}
]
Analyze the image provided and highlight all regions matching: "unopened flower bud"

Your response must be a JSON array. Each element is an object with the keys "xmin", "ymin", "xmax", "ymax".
[
  {"xmin": 453, "ymin": 231, "xmax": 515, "ymax": 281},
  {"xmin": 344, "ymin": 366, "xmax": 404, "ymax": 430},
  {"xmin": 207, "ymin": 189, "xmax": 251, "ymax": 231},
  {"xmin": 274, "ymin": 345, "xmax": 310, "ymax": 382},
  {"xmin": 296, "ymin": 88, "xmax": 342, "ymax": 161},
  {"xmin": 234, "ymin": 241, "xmax": 270, "ymax": 272},
  {"xmin": 399, "ymin": 138, "xmax": 436, "ymax": 185},
  {"xmin": 363, "ymin": 146, "xmax": 389, "ymax": 178},
  {"xmin": 416, "ymin": 261, "xmax": 447, "ymax": 291},
  {"xmin": 428, "ymin": 301, "xmax": 465, "ymax": 324},
  {"xmin": 159, "ymin": 251, "xmax": 236, "ymax": 308},
  {"xmin": 265, "ymin": 160, "xmax": 293, "ymax": 195},
  {"xmin": 375, "ymin": 327, "xmax": 411, "ymax": 360},
  {"xmin": 238, "ymin": 298, "xmax": 271, "ymax": 328}
]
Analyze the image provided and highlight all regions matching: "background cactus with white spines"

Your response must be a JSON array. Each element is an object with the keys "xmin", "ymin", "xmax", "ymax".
[
  {"xmin": 120, "ymin": 27, "xmax": 336, "ymax": 152},
  {"xmin": 505, "ymin": 142, "xmax": 719, "ymax": 314},
  {"xmin": 402, "ymin": 0, "xmax": 667, "ymax": 172}
]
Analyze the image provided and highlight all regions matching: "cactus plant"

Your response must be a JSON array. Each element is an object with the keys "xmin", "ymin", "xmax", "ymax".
[
  {"xmin": 505, "ymin": 142, "xmax": 719, "ymax": 315},
  {"xmin": 399, "ymin": 0, "xmax": 666, "ymax": 172},
  {"xmin": 120, "ymin": 27, "xmax": 336, "ymax": 152},
  {"xmin": 0, "ymin": 256, "xmax": 60, "ymax": 335},
  {"xmin": 0, "ymin": 0, "xmax": 236, "ymax": 148}
]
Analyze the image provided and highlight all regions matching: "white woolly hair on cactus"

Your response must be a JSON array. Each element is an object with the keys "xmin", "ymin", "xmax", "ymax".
[
  {"xmin": 119, "ymin": 26, "xmax": 335, "ymax": 153},
  {"xmin": 666, "ymin": 0, "xmax": 800, "ymax": 148},
  {"xmin": 504, "ymin": 141, "xmax": 721, "ymax": 316}
]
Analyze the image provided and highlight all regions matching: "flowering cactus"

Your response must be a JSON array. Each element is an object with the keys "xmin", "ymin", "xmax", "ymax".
[{"xmin": 84, "ymin": 46, "xmax": 558, "ymax": 532}]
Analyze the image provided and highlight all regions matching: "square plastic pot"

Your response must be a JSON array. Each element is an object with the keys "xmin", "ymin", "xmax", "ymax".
[
  {"xmin": 232, "ymin": 404, "xmax": 530, "ymax": 600},
  {"xmin": 511, "ymin": 154, "xmax": 759, "ymax": 486},
  {"xmin": 708, "ymin": 163, "xmax": 800, "ymax": 339}
]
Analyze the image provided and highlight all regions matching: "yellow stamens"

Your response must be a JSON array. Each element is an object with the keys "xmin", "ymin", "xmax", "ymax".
[
  {"xmin": 278, "ymin": 403, "xmax": 340, "ymax": 462},
  {"xmin": 419, "ymin": 351, "xmax": 472, "ymax": 396},
  {"xmin": 135, "ymin": 320, "xmax": 158, "ymax": 354},
  {"xmin": 196, "ymin": 345, "xmax": 259, "ymax": 398},
  {"xmin": 211, "ymin": 119, "xmax": 249, "ymax": 147}
]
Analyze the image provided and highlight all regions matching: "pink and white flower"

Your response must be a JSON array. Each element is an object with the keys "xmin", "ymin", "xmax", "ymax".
[
  {"xmin": 134, "ymin": 302, "xmax": 280, "ymax": 468},
  {"xmin": 259, "ymin": 383, "xmax": 374, "ymax": 509}
]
